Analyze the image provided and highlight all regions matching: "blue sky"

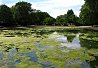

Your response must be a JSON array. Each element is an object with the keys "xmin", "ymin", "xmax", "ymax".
[{"xmin": 0, "ymin": 0, "xmax": 84, "ymax": 18}]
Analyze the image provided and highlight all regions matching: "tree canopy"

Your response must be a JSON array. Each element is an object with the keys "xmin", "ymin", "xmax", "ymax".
[
  {"xmin": 80, "ymin": 0, "xmax": 98, "ymax": 25},
  {"xmin": 0, "ymin": 4, "xmax": 14, "ymax": 26},
  {"xmin": 56, "ymin": 9, "xmax": 79, "ymax": 26},
  {"xmin": 14, "ymin": 1, "xmax": 32, "ymax": 26},
  {"xmin": 0, "ymin": 1, "xmax": 97, "ymax": 26},
  {"xmin": 43, "ymin": 17, "xmax": 56, "ymax": 25},
  {"xmin": 11, "ymin": 1, "xmax": 52, "ymax": 26}
]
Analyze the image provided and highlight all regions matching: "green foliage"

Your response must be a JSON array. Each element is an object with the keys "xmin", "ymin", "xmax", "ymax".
[
  {"xmin": 34, "ymin": 12, "xmax": 51, "ymax": 25},
  {"xmin": 79, "ymin": 3, "xmax": 93, "ymax": 25},
  {"xmin": 56, "ymin": 9, "xmax": 79, "ymax": 26},
  {"xmin": 27, "ymin": 9, "xmax": 52, "ymax": 25},
  {"xmin": 0, "ymin": 1, "xmax": 53, "ymax": 26},
  {"xmin": 14, "ymin": 1, "xmax": 32, "ymax": 26},
  {"xmin": 56, "ymin": 15, "xmax": 67, "ymax": 26},
  {"xmin": 0, "ymin": 4, "xmax": 14, "ymax": 26},
  {"xmin": 66, "ymin": 9, "xmax": 79, "ymax": 25},
  {"xmin": 80, "ymin": 0, "xmax": 98, "ymax": 25},
  {"xmin": 43, "ymin": 17, "xmax": 56, "ymax": 25},
  {"xmin": 30, "ymin": 12, "xmax": 38, "ymax": 25}
]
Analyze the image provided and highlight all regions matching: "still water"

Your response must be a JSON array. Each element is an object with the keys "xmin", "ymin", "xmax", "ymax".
[{"xmin": 0, "ymin": 29, "xmax": 98, "ymax": 68}]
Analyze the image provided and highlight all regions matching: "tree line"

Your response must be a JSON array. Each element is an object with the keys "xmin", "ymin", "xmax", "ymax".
[
  {"xmin": 0, "ymin": 1, "xmax": 55, "ymax": 26},
  {"xmin": 0, "ymin": 1, "xmax": 98, "ymax": 27},
  {"xmin": 56, "ymin": 0, "xmax": 98, "ymax": 26}
]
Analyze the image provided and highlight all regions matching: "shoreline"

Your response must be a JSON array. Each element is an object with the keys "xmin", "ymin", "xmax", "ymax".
[{"xmin": 0, "ymin": 26, "xmax": 98, "ymax": 31}]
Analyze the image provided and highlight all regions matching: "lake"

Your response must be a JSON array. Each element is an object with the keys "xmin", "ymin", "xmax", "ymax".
[{"xmin": 0, "ymin": 26, "xmax": 98, "ymax": 68}]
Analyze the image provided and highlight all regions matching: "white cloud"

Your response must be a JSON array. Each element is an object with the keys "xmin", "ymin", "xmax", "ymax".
[
  {"xmin": 6, "ymin": 3, "xmax": 15, "ymax": 7},
  {"xmin": 30, "ymin": 0, "xmax": 84, "ymax": 18},
  {"xmin": 0, "ymin": 0, "xmax": 2, "ymax": 4}
]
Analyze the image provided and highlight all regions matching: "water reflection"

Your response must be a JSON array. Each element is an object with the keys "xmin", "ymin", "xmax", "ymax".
[
  {"xmin": 0, "ymin": 51, "xmax": 3, "ymax": 60},
  {"xmin": 59, "ymin": 33, "xmax": 81, "ymax": 49},
  {"xmin": 80, "ymin": 57, "xmax": 98, "ymax": 68},
  {"xmin": 0, "ymin": 47, "xmax": 56, "ymax": 68},
  {"xmin": 0, "ymin": 48, "xmax": 20, "ymax": 68},
  {"xmin": 57, "ymin": 37, "xmax": 67, "ymax": 42},
  {"xmin": 49, "ymin": 31, "xmax": 63, "ymax": 38},
  {"xmin": 88, "ymin": 57, "xmax": 98, "ymax": 68},
  {"xmin": 37, "ymin": 46, "xmax": 54, "ymax": 51},
  {"xmin": 72, "ymin": 33, "xmax": 80, "ymax": 43},
  {"xmin": 7, "ymin": 48, "xmax": 17, "ymax": 68},
  {"xmin": 0, "ymin": 30, "xmax": 98, "ymax": 68},
  {"xmin": 0, "ymin": 51, "xmax": 4, "ymax": 67},
  {"xmin": 67, "ymin": 35, "xmax": 75, "ymax": 42},
  {"xmin": 80, "ymin": 39, "xmax": 98, "ymax": 49},
  {"xmin": 20, "ymin": 51, "xmax": 38, "ymax": 62},
  {"xmin": 66, "ymin": 58, "xmax": 98, "ymax": 68},
  {"xmin": 80, "ymin": 61, "xmax": 91, "ymax": 68},
  {"xmin": 66, "ymin": 59, "xmax": 82, "ymax": 68}
]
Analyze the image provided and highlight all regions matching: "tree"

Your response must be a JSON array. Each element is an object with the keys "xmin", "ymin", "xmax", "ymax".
[
  {"xmin": 35, "ymin": 12, "xmax": 51, "ymax": 25},
  {"xmin": 0, "ymin": 4, "xmax": 14, "ymax": 26},
  {"xmin": 80, "ymin": 0, "xmax": 98, "ymax": 25},
  {"xmin": 12, "ymin": 1, "xmax": 51, "ymax": 26},
  {"xmin": 14, "ymin": 1, "xmax": 32, "ymax": 26},
  {"xmin": 66, "ymin": 9, "xmax": 78, "ymax": 25},
  {"xmin": 43, "ymin": 17, "xmax": 56, "ymax": 25},
  {"xmin": 30, "ymin": 12, "xmax": 38, "ymax": 25},
  {"xmin": 56, "ymin": 9, "xmax": 79, "ymax": 26},
  {"xmin": 56, "ymin": 15, "xmax": 67, "ymax": 26},
  {"xmin": 11, "ymin": 5, "xmax": 18, "ymax": 25},
  {"xmin": 79, "ymin": 2, "xmax": 93, "ymax": 25}
]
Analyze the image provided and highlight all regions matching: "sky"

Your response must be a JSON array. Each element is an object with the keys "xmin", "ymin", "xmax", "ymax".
[{"xmin": 0, "ymin": 0, "xmax": 84, "ymax": 18}]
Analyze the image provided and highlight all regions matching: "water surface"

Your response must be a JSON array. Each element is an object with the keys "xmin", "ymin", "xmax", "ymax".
[{"xmin": 0, "ymin": 28, "xmax": 98, "ymax": 68}]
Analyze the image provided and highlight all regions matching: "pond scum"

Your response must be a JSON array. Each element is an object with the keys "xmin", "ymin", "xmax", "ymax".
[{"xmin": 0, "ymin": 26, "xmax": 98, "ymax": 68}]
